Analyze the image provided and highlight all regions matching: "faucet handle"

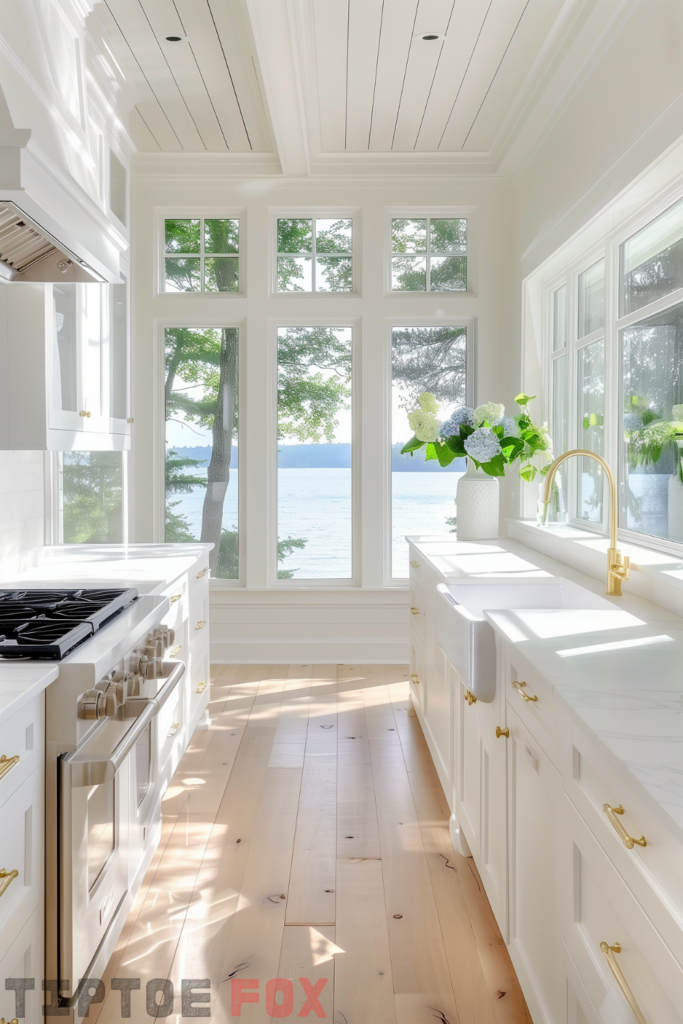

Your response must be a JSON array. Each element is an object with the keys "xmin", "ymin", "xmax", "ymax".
[{"xmin": 611, "ymin": 553, "xmax": 630, "ymax": 580}]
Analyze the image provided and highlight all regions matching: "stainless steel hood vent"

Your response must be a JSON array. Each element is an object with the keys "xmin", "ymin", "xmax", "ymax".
[{"xmin": 0, "ymin": 201, "xmax": 105, "ymax": 283}]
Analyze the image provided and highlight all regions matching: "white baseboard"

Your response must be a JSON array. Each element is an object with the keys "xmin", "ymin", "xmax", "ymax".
[{"xmin": 210, "ymin": 639, "xmax": 409, "ymax": 664}]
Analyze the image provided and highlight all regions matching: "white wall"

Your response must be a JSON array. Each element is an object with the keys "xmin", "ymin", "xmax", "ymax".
[
  {"xmin": 130, "ymin": 166, "xmax": 513, "ymax": 661},
  {"xmin": 0, "ymin": 452, "xmax": 44, "ymax": 573}
]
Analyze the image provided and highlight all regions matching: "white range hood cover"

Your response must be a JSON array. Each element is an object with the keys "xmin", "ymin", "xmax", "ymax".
[{"xmin": 0, "ymin": 200, "xmax": 106, "ymax": 283}]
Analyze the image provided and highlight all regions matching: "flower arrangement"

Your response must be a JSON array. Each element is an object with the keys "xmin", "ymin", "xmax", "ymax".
[
  {"xmin": 624, "ymin": 397, "xmax": 683, "ymax": 482},
  {"xmin": 402, "ymin": 392, "xmax": 553, "ymax": 480}
]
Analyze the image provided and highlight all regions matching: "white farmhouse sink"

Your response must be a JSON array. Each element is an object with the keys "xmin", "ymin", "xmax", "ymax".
[{"xmin": 435, "ymin": 579, "xmax": 638, "ymax": 702}]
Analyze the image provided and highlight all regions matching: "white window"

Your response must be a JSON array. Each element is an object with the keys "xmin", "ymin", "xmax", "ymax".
[
  {"xmin": 276, "ymin": 218, "xmax": 353, "ymax": 293},
  {"xmin": 391, "ymin": 217, "xmax": 467, "ymax": 292},
  {"xmin": 164, "ymin": 218, "xmax": 240, "ymax": 293}
]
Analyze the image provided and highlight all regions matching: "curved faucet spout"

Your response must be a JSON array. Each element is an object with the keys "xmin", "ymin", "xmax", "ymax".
[{"xmin": 541, "ymin": 449, "xmax": 630, "ymax": 596}]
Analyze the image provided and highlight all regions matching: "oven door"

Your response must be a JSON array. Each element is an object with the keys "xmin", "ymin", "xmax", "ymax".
[{"xmin": 58, "ymin": 661, "xmax": 185, "ymax": 994}]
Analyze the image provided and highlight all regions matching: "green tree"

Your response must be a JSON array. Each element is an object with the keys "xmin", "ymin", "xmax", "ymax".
[
  {"xmin": 391, "ymin": 326, "xmax": 467, "ymax": 412},
  {"xmin": 62, "ymin": 453, "xmax": 123, "ymax": 543},
  {"xmin": 277, "ymin": 326, "xmax": 352, "ymax": 442}
]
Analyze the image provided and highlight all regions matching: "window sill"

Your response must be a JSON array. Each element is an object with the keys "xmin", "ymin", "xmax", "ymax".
[{"xmin": 508, "ymin": 519, "xmax": 683, "ymax": 619}]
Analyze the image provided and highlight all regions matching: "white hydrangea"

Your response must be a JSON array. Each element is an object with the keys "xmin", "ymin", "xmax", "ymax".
[
  {"xmin": 474, "ymin": 402, "xmax": 505, "ymax": 427},
  {"xmin": 418, "ymin": 392, "xmax": 440, "ymax": 414},
  {"xmin": 408, "ymin": 409, "xmax": 441, "ymax": 443},
  {"xmin": 463, "ymin": 427, "xmax": 502, "ymax": 464}
]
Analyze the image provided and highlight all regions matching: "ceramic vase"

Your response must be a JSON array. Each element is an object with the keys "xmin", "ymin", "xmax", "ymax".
[
  {"xmin": 456, "ymin": 459, "xmax": 500, "ymax": 540},
  {"xmin": 668, "ymin": 443, "xmax": 683, "ymax": 541}
]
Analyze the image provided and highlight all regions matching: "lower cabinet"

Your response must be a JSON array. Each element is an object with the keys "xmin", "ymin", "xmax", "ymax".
[{"xmin": 0, "ymin": 904, "xmax": 43, "ymax": 1024}]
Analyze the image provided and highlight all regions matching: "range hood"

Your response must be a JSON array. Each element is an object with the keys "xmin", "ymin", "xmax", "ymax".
[{"xmin": 0, "ymin": 201, "xmax": 105, "ymax": 283}]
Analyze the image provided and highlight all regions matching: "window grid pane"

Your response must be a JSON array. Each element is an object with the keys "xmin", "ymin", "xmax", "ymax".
[
  {"xmin": 276, "ymin": 218, "xmax": 353, "ymax": 292},
  {"xmin": 578, "ymin": 259, "xmax": 605, "ymax": 338},
  {"xmin": 553, "ymin": 285, "xmax": 567, "ymax": 351},
  {"xmin": 164, "ymin": 218, "xmax": 240, "ymax": 293},
  {"xmin": 391, "ymin": 217, "xmax": 467, "ymax": 292},
  {"xmin": 621, "ymin": 198, "xmax": 683, "ymax": 316},
  {"xmin": 577, "ymin": 339, "xmax": 605, "ymax": 523},
  {"xmin": 62, "ymin": 452, "xmax": 124, "ymax": 543},
  {"xmin": 549, "ymin": 354, "xmax": 568, "ymax": 521}
]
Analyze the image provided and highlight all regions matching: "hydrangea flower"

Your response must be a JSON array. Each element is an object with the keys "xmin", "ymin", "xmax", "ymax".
[
  {"xmin": 418, "ymin": 392, "xmax": 440, "ymax": 414},
  {"xmin": 408, "ymin": 409, "xmax": 441, "ymax": 443},
  {"xmin": 474, "ymin": 402, "xmax": 505, "ymax": 427},
  {"xmin": 439, "ymin": 406, "xmax": 475, "ymax": 436},
  {"xmin": 496, "ymin": 415, "xmax": 519, "ymax": 437},
  {"xmin": 463, "ymin": 427, "xmax": 502, "ymax": 464},
  {"xmin": 624, "ymin": 412, "xmax": 644, "ymax": 432}
]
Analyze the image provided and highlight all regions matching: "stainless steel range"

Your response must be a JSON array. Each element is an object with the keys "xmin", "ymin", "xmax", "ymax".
[{"xmin": 3, "ymin": 587, "xmax": 187, "ymax": 1010}]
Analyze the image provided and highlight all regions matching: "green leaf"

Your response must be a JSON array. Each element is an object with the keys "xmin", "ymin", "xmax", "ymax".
[
  {"xmin": 445, "ymin": 435, "xmax": 467, "ymax": 456},
  {"xmin": 436, "ymin": 444, "xmax": 458, "ymax": 467},
  {"xmin": 515, "ymin": 392, "xmax": 535, "ymax": 407},
  {"xmin": 481, "ymin": 454, "xmax": 506, "ymax": 477},
  {"xmin": 519, "ymin": 464, "xmax": 537, "ymax": 483},
  {"xmin": 401, "ymin": 435, "xmax": 425, "ymax": 454},
  {"xmin": 425, "ymin": 442, "xmax": 439, "ymax": 461}
]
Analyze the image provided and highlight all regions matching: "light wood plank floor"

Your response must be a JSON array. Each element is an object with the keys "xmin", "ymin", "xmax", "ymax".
[{"xmin": 93, "ymin": 665, "xmax": 532, "ymax": 1023}]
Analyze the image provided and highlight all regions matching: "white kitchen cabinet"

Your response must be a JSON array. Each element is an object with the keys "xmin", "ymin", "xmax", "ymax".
[
  {"xmin": 0, "ymin": 904, "xmax": 43, "ymax": 1024},
  {"xmin": 0, "ymin": 273, "xmax": 131, "ymax": 451},
  {"xmin": 475, "ymin": 655, "xmax": 508, "ymax": 936}
]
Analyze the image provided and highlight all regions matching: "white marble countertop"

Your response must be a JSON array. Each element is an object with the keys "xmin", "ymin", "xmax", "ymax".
[
  {"xmin": 0, "ymin": 543, "xmax": 212, "ymax": 722},
  {"xmin": 409, "ymin": 533, "xmax": 683, "ymax": 845}
]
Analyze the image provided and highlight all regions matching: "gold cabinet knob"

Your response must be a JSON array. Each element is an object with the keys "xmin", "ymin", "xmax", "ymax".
[
  {"xmin": 410, "ymin": 560, "xmax": 420, "ymax": 568},
  {"xmin": 168, "ymin": 722, "xmax": 180, "ymax": 737},
  {"xmin": 79, "ymin": 410, "xmax": 91, "ymax": 418},
  {"xmin": 464, "ymin": 689, "xmax": 477, "ymax": 705},
  {"xmin": 196, "ymin": 567, "xmax": 209, "ymax": 579},
  {"xmin": 169, "ymin": 593, "xmax": 182, "ymax": 604},
  {"xmin": 512, "ymin": 680, "xmax": 538, "ymax": 703},
  {"xmin": 0, "ymin": 754, "xmax": 20, "ymax": 782},
  {"xmin": 410, "ymin": 607, "xmax": 419, "ymax": 615},
  {"xmin": 196, "ymin": 681, "xmax": 207, "ymax": 694},
  {"xmin": 496, "ymin": 726, "xmax": 509, "ymax": 739},
  {"xmin": 195, "ymin": 620, "xmax": 206, "ymax": 630},
  {"xmin": 0, "ymin": 869, "xmax": 19, "ymax": 899},
  {"xmin": 170, "ymin": 644, "xmax": 182, "ymax": 658},
  {"xmin": 603, "ymin": 804, "xmax": 647, "ymax": 849},
  {"xmin": 0, "ymin": 1017, "xmax": 20, "ymax": 1023},
  {"xmin": 410, "ymin": 673, "xmax": 421, "ymax": 684},
  {"xmin": 127, "ymin": 417, "xmax": 135, "ymax": 423}
]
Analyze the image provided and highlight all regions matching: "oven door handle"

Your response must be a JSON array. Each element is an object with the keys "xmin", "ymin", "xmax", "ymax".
[{"xmin": 62, "ymin": 661, "xmax": 185, "ymax": 788}]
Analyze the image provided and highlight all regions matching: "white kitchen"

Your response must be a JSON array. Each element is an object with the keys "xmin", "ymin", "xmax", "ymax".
[{"xmin": 2, "ymin": 2, "xmax": 683, "ymax": 1023}]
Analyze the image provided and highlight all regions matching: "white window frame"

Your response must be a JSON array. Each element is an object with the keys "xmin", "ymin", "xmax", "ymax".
[
  {"xmin": 155, "ymin": 209, "xmax": 246, "ymax": 297},
  {"xmin": 270, "ymin": 208, "xmax": 361, "ymax": 297},
  {"xmin": 154, "ymin": 316, "xmax": 246, "ymax": 588},
  {"xmin": 386, "ymin": 316, "xmax": 475, "ymax": 585},
  {"xmin": 385, "ymin": 207, "xmax": 476, "ymax": 297}
]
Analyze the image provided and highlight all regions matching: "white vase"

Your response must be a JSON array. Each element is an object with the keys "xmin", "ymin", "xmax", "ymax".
[
  {"xmin": 668, "ymin": 447, "xmax": 683, "ymax": 541},
  {"xmin": 456, "ymin": 459, "xmax": 500, "ymax": 541}
]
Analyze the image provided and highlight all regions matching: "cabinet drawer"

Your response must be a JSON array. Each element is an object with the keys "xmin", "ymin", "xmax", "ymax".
[
  {"xmin": 189, "ymin": 557, "xmax": 211, "ymax": 597},
  {"xmin": 0, "ymin": 767, "xmax": 43, "ymax": 963},
  {"xmin": 189, "ymin": 581, "xmax": 209, "ymax": 647},
  {"xmin": 409, "ymin": 579, "xmax": 428, "ymax": 649},
  {"xmin": 0, "ymin": 902, "xmax": 42, "ymax": 1024},
  {"xmin": 161, "ymin": 575, "xmax": 188, "ymax": 633},
  {"xmin": 561, "ymin": 717, "xmax": 683, "ymax": 972},
  {"xmin": 561, "ymin": 791, "xmax": 683, "ymax": 1023},
  {"xmin": 0, "ymin": 695, "xmax": 44, "ymax": 810},
  {"xmin": 503, "ymin": 647, "xmax": 556, "ymax": 758}
]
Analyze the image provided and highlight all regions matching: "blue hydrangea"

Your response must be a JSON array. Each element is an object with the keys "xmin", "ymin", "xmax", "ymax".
[
  {"xmin": 464, "ymin": 427, "xmax": 502, "ymax": 464},
  {"xmin": 439, "ymin": 406, "xmax": 475, "ymax": 437},
  {"xmin": 624, "ymin": 412, "xmax": 644, "ymax": 432},
  {"xmin": 496, "ymin": 416, "xmax": 519, "ymax": 437}
]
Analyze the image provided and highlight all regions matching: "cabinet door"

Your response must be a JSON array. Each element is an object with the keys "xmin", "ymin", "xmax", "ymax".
[
  {"xmin": 507, "ymin": 702, "xmax": 564, "ymax": 1024},
  {"xmin": 476, "ymin": 689, "xmax": 508, "ymax": 937},
  {"xmin": 109, "ymin": 275, "xmax": 130, "ymax": 435},
  {"xmin": 50, "ymin": 282, "xmax": 84, "ymax": 432},
  {"xmin": 456, "ymin": 675, "xmax": 481, "ymax": 860},
  {"xmin": 81, "ymin": 282, "xmax": 108, "ymax": 433},
  {"xmin": 0, "ymin": 904, "xmax": 43, "ymax": 1024}
]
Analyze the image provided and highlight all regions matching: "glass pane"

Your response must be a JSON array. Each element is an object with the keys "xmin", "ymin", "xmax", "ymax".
[
  {"xmin": 577, "ymin": 340, "xmax": 605, "ymax": 523},
  {"xmin": 578, "ymin": 259, "xmax": 605, "ymax": 338},
  {"xmin": 277, "ymin": 326, "xmax": 352, "ymax": 579},
  {"xmin": 392, "ymin": 255, "xmax": 427, "ymax": 291},
  {"xmin": 109, "ymin": 151, "xmax": 126, "ymax": 226},
  {"xmin": 110, "ymin": 280, "xmax": 127, "ymax": 421},
  {"xmin": 165, "ymin": 257, "xmax": 201, "ymax": 292},
  {"xmin": 548, "ymin": 355, "xmax": 568, "ymax": 521},
  {"xmin": 553, "ymin": 285, "xmax": 567, "ymax": 351},
  {"xmin": 429, "ymin": 218, "xmax": 466, "ymax": 254},
  {"xmin": 165, "ymin": 219, "xmax": 200, "ymax": 254},
  {"xmin": 278, "ymin": 255, "xmax": 312, "ymax": 292},
  {"xmin": 204, "ymin": 218, "xmax": 239, "ymax": 254},
  {"xmin": 429, "ymin": 255, "xmax": 467, "ymax": 292},
  {"xmin": 392, "ymin": 326, "xmax": 468, "ymax": 577},
  {"xmin": 316, "ymin": 256, "xmax": 353, "ymax": 292},
  {"xmin": 135, "ymin": 724, "xmax": 151, "ymax": 808},
  {"xmin": 316, "ymin": 218, "xmax": 352, "ymax": 253},
  {"xmin": 277, "ymin": 218, "xmax": 312, "ymax": 253},
  {"xmin": 621, "ymin": 198, "xmax": 683, "ymax": 316},
  {"xmin": 165, "ymin": 328, "xmax": 239, "ymax": 579},
  {"xmin": 391, "ymin": 218, "xmax": 427, "ymax": 253},
  {"xmin": 620, "ymin": 301, "xmax": 683, "ymax": 541},
  {"xmin": 205, "ymin": 257, "xmax": 239, "ymax": 292},
  {"xmin": 53, "ymin": 283, "xmax": 77, "ymax": 412},
  {"xmin": 88, "ymin": 779, "xmax": 114, "ymax": 891},
  {"xmin": 62, "ymin": 453, "xmax": 123, "ymax": 542}
]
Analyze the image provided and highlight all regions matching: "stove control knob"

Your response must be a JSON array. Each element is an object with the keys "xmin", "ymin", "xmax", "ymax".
[
  {"xmin": 78, "ymin": 689, "xmax": 117, "ymax": 720},
  {"xmin": 123, "ymin": 671, "xmax": 140, "ymax": 697}
]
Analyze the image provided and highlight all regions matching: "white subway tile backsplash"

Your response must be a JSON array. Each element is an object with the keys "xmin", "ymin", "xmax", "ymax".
[{"xmin": 0, "ymin": 452, "xmax": 43, "ymax": 573}]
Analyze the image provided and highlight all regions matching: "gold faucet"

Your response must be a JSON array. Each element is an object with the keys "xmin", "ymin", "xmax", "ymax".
[{"xmin": 541, "ymin": 449, "xmax": 630, "ymax": 596}]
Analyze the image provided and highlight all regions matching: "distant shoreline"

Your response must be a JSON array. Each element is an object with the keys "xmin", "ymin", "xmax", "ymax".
[{"xmin": 169, "ymin": 443, "xmax": 464, "ymax": 473}]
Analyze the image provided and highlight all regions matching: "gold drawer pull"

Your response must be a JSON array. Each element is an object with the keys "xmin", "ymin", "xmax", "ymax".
[
  {"xmin": 1, "ymin": 1017, "xmax": 19, "ymax": 1023},
  {"xmin": 170, "ymin": 645, "xmax": 183, "ymax": 658},
  {"xmin": 410, "ymin": 607, "xmax": 419, "ymax": 615},
  {"xmin": 79, "ymin": 410, "xmax": 91, "ymax": 418},
  {"xmin": 410, "ymin": 673, "xmax": 421, "ymax": 685},
  {"xmin": 603, "ymin": 804, "xmax": 647, "ymax": 849},
  {"xmin": 195, "ymin": 620, "xmax": 206, "ymax": 630},
  {"xmin": 196, "ymin": 567, "xmax": 209, "ymax": 579},
  {"xmin": 169, "ymin": 593, "xmax": 182, "ymax": 604},
  {"xmin": 0, "ymin": 869, "xmax": 18, "ymax": 898},
  {"xmin": 196, "ymin": 681, "xmax": 207, "ymax": 694},
  {"xmin": 600, "ymin": 943, "xmax": 647, "ymax": 1024},
  {"xmin": 496, "ymin": 726, "xmax": 509, "ymax": 739},
  {"xmin": 168, "ymin": 722, "xmax": 180, "ymax": 737},
  {"xmin": 410, "ymin": 560, "xmax": 420, "ymax": 568},
  {"xmin": 0, "ymin": 754, "xmax": 20, "ymax": 782},
  {"xmin": 513, "ymin": 680, "xmax": 538, "ymax": 703},
  {"xmin": 464, "ymin": 689, "xmax": 477, "ymax": 705}
]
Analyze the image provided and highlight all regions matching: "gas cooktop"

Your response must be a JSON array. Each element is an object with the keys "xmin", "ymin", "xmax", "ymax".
[{"xmin": 0, "ymin": 588, "xmax": 139, "ymax": 660}]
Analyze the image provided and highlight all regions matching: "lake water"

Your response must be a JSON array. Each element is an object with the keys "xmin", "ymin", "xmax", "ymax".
[{"xmin": 168, "ymin": 468, "xmax": 460, "ymax": 579}]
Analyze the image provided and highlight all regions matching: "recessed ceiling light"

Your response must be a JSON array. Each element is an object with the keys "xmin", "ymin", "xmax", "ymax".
[
  {"xmin": 160, "ymin": 33, "xmax": 185, "ymax": 42},
  {"xmin": 415, "ymin": 31, "xmax": 445, "ymax": 41}
]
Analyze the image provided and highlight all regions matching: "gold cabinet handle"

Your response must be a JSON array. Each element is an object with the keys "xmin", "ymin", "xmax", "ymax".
[
  {"xmin": 410, "ymin": 607, "xmax": 419, "ymax": 615},
  {"xmin": 600, "ymin": 943, "xmax": 647, "ymax": 1024},
  {"xmin": 410, "ymin": 673, "xmax": 421, "ymax": 685},
  {"xmin": 1, "ymin": 1017, "xmax": 19, "ymax": 1023},
  {"xmin": 127, "ymin": 417, "xmax": 134, "ymax": 423},
  {"xmin": 195, "ymin": 681, "xmax": 207, "ymax": 694},
  {"xmin": 0, "ymin": 869, "xmax": 19, "ymax": 899},
  {"xmin": 603, "ymin": 804, "xmax": 647, "ymax": 849},
  {"xmin": 512, "ymin": 680, "xmax": 538, "ymax": 703},
  {"xmin": 170, "ymin": 644, "xmax": 183, "ymax": 658},
  {"xmin": 410, "ymin": 560, "xmax": 420, "ymax": 568},
  {"xmin": 79, "ymin": 410, "xmax": 91, "ymax": 418},
  {"xmin": 0, "ymin": 754, "xmax": 20, "ymax": 782},
  {"xmin": 169, "ymin": 593, "xmax": 182, "ymax": 604},
  {"xmin": 195, "ymin": 620, "xmax": 206, "ymax": 630},
  {"xmin": 496, "ymin": 726, "xmax": 509, "ymax": 738},
  {"xmin": 168, "ymin": 722, "xmax": 180, "ymax": 737},
  {"xmin": 196, "ymin": 567, "xmax": 209, "ymax": 579},
  {"xmin": 464, "ymin": 689, "xmax": 477, "ymax": 705}
]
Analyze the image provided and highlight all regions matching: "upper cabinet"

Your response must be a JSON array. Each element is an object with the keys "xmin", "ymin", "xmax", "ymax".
[{"xmin": 0, "ymin": 275, "xmax": 131, "ymax": 451}]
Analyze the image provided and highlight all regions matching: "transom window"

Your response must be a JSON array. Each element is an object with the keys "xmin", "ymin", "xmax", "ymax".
[
  {"xmin": 277, "ymin": 218, "xmax": 353, "ymax": 292},
  {"xmin": 164, "ymin": 218, "xmax": 240, "ymax": 293},
  {"xmin": 391, "ymin": 217, "xmax": 467, "ymax": 292}
]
